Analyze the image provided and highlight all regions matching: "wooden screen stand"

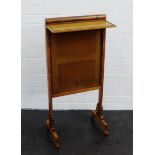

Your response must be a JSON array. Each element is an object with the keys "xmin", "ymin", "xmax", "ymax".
[{"xmin": 45, "ymin": 14, "xmax": 116, "ymax": 148}]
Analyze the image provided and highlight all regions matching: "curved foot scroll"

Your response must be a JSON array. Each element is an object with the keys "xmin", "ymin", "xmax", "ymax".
[
  {"xmin": 46, "ymin": 119, "xmax": 61, "ymax": 148},
  {"xmin": 91, "ymin": 110, "xmax": 109, "ymax": 136}
]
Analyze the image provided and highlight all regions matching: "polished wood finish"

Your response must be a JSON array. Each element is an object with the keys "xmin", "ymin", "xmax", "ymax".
[
  {"xmin": 45, "ymin": 28, "xmax": 60, "ymax": 148},
  {"xmin": 45, "ymin": 14, "xmax": 116, "ymax": 148},
  {"xmin": 47, "ymin": 20, "xmax": 115, "ymax": 33},
  {"xmin": 91, "ymin": 111, "xmax": 109, "ymax": 135},
  {"xmin": 46, "ymin": 14, "xmax": 106, "ymax": 24},
  {"xmin": 90, "ymin": 29, "xmax": 109, "ymax": 136},
  {"xmin": 51, "ymin": 30, "xmax": 101, "ymax": 95},
  {"xmin": 53, "ymin": 86, "xmax": 101, "ymax": 98}
]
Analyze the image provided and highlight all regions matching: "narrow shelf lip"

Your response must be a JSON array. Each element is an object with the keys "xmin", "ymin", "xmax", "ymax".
[{"xmin": 45, "ymin": 14, "xmax": 107, "ymax": 24}]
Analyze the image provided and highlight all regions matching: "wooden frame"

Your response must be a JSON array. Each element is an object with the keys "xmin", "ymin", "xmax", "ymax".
[{"xmin": 45, "ymin": 14, "xmax": 116, "ymax": 148}]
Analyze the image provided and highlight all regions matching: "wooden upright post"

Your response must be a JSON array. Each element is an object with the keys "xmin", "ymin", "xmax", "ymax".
[
  {"xmin": 45, "ymin": 29, "xmax": 60, "ymax": 148},
  {"xmin": 91, "ymin": 28, "xmax": 109, "ymax": 135}
]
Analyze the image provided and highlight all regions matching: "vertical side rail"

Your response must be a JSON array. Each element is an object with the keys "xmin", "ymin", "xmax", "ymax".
[
  {"xmin": 91, "ymin": 28, "xmax": 109, "ymax": 135},
  {"xmin": 97, "ymin": 28, "xmax": 106, "ymax": 118},
  {"xmin": 45, "ymin": 27, "xmax": 60, "ymax": 148},
  {"xmin": 45, "ymin": 27, "xmax": 52, "ymax": 124}
]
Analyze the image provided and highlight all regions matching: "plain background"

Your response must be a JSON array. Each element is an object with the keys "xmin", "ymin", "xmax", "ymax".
[
  {"xmin": 0, "ymin": 0, "xmax": 155, "ymax": 155},
  {"xmin": 21, "ymin": 0, "xmax": 133, "ymax": 110}
]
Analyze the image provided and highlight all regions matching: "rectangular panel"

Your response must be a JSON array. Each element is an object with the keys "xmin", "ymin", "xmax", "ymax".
[
  {"xmin": 51, "ymin": 30, "xmax": 101, "ymax": 95},
  {"xmin": 58, "ymin": 60, "xmax": 97, "ymax": 92},
  {"xmin": 47, "ymin": 20, "xmax": 116, "ymax": 33}
]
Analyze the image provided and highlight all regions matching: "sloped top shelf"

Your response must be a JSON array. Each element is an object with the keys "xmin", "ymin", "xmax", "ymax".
[{"xmin": 46, "ymin": 15, "xmax": 116, "ymax": 33}]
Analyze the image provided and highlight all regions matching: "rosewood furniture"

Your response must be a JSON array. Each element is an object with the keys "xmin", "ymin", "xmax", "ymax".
[{"xmin": 45, "ymin": 14, "xmax": 116, "ymax": 148}]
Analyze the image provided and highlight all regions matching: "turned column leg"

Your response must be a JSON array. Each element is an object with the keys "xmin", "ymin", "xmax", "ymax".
[
  {"xmin": 45, "ymin": 30, "xmax": 60, "ymax": 148},
  {"xmin": 96, "ymin": 86, "xmax": 104, "ymax": 118},
  {"xmin": 91, "ymin": 29, "xmax": 109, "ymax": 135},
  {"xmin": 46, "ymin": 99, "xmax": 60, "ymax": 148},
  {"xmin": 91, "ymin": 87, "xmax": 109, "ymax": 136}
]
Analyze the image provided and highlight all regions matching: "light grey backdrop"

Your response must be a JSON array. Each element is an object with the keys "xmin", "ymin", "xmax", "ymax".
[{"xmin": 21, "ymin": 0, "xmax": 133, "ymax": 110}]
